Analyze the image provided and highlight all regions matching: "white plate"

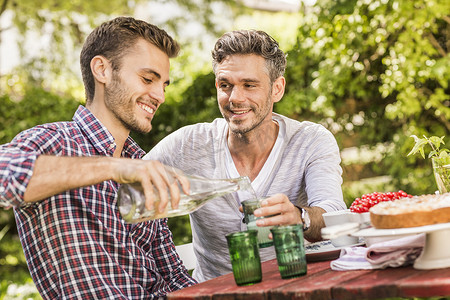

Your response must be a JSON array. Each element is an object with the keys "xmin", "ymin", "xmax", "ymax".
[
  {"xmin": 323, "ymin": 210, "xmax": 370, "ymax": 225},
  {"xmin": 353, "ymin": 222, "xmax": 450, "ymax": 237},
  {"xmin": 352, "ymin": 222, "xmax": 450, "ymax": 269},
  {"xmin": 305, "ymin": 240, "xmax": 365, "ymax": 262}
]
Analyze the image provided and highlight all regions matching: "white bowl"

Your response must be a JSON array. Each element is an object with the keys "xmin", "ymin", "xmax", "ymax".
[
  {"xmin": 349, "ymin": 211, "xmax": 370, "ymax": 224},
  {"xmin": 322, "ymin": 209, "xmax": 359, "ymax": 247}
]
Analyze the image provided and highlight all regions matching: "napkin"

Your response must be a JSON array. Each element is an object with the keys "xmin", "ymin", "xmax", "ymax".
[{"xmin": 330, "ymin": 233, "xmax": 425, "ymax": 271}]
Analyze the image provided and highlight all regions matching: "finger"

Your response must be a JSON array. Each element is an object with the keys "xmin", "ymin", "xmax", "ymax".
[
  {"xmin": 259, "ymin": 194, "xmax": 286, "ymax": 207},
  {"xmin": 254, "ymin": 204, "xmax": 282, "ymax": 218},
  {"xmin": 169, "ymin": 167, "xmax": 190, "ymax": 195},
  {"xmin": 141, "ymin": 179, "xmax": 156, "ymax": 211},
  {"xmin": 256, "ymin": 195, "xmax": 294, "ymax": 217},
  {"xmin": 164, "ymin": 166, "xmax": 187, "ymax": 210},
  {"xmin": 168, "ymin": 178, "xmax": 181, "ymax": 210},
  {"xmin": 177, "ymin": 174, "xmax": 190, "ymax": 195},
  {"xmin": 256, "ymin": 212, "xmax": 298, "ymax": 227},
  {"xmin": 256, "ymin": 214, "xmax": 282, "ymax": 226},
  {"xmin": 150, "ymin": 163, "xmax": 170, "ymax": 214},
  {"xmin": 254, "ymin": 200, "xmax": 290, "ymax": 217}
]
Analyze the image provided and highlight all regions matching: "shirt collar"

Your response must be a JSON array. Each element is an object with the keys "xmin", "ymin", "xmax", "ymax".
[{"xmin": 73, "ymin": 105, "xmax": 145, "ymax": 159}]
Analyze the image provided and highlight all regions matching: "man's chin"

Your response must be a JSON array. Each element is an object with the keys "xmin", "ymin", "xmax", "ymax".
[
  {"xmin": 140, "ymin": 126, "xmax": 152, "ymax": 134},
  {"xmin": 229, "ymin": 125, "xmax": 250, "ymax": 136},
  {"xmin": 130, "ymin": 124, "xmax": 152, "ymax": 134}
]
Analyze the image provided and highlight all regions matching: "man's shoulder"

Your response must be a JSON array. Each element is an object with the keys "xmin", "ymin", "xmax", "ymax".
[
  {"xmin": 38, "ymin": 120, "xmax": 77, "ymax": 130},
  {"xmin": 17, "ymin": 120, "xmax": 78, "ymax": 139},
  {"xmin": 274, "ymin": 113, "xmax": 328, "ymax": 135},
  {"xmin": 170, "ymin": 118, "xmax": 226, "ymax": 137}
]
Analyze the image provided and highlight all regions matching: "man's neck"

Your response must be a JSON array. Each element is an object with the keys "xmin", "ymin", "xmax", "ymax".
[
  {"xmin": 86, "ymin": 101, "xmax": 129, "ymax": 158},
  {"xmin": 228, "ymin": 120, "xmax": 279, "ymax": 181}
]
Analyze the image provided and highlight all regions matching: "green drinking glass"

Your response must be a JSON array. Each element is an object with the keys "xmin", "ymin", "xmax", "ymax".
[
  {"xmin": 242, "ymin": 198, "xmax": 274, "ymax": 248},
  {"xmin": 226, "ymin": 230, "xmax": 262, "ymax": 286},
  {"xmin": 270, "ymin": 224, "xmax": 307, "ymax": 279}
]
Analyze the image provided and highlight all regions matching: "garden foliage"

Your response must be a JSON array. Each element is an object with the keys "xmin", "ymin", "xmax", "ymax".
[{"xmin": 0, "ymin": 0, "xmax": 448, "ymax": 298}]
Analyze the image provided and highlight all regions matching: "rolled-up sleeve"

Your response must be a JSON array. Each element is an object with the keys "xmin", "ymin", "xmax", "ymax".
[
  {"xmin": 0, "ymin": 126, "xmax": 58, "ymax": 208},
  {"xmin": 0, "ymin": 145, "xmax": 37, "ymax": 207}
]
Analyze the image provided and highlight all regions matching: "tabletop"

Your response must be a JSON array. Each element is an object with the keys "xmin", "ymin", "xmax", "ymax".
[{"xmin": 167, "ymin": 259, "xmax": 450, "ymax": 299}]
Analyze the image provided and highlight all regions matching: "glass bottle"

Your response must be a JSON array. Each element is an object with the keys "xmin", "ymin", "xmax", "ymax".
[{"xmin": 118, "ymin": 174, "xmax": 253, "ymax": 223}]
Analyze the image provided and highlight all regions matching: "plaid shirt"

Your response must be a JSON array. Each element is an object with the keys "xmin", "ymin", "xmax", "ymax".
[{"xmin": 0, "ymin": 106, "xmax": 196, "ymax": 299}]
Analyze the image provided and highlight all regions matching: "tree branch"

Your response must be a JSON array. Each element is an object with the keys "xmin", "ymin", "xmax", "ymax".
[
  {"xmin": 442, "ymin": 15, "xmax": 450, "ymax": 25},
  {"xmin": 425, "ymin": 32, "xmax": 447, "ymax": 57},
  {"xmin": 0, "ymin": 0, "xmax": 9, "ymax": 16},
  {"xmin": 438, "ymin": 114, "xmax": 450, "ymax": 132}
]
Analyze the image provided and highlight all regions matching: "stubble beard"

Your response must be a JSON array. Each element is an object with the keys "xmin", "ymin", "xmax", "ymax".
[
  {"xmin": 226, "ymin": 92, "xmax": 273, "ymax": 141},
  {"xmin": 104, "ymin": 72, "xmax": 152, "ymax": 134}
]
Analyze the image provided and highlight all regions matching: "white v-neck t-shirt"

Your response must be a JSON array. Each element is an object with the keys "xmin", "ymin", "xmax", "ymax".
[
  {"xmin": 145, "ymin": 113, "xmax": 345, "ymax": 282},
  {"xmin": 224, "ymin": 121, "xmax": 286, "ymax": 203}
]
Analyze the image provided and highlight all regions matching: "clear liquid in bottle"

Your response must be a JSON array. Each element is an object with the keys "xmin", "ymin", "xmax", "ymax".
[{"xmin": 118, "ymin": 174, "xmax": 254, "ymax": 223}]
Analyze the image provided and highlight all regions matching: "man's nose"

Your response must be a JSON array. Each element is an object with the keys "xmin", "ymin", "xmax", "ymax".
[
  {"xmin": 149, "ymin": 85, "xmax": 165, "ymax": 104},
  {"xmin": 228, "ymin": 87, "xmax": 245, "ymax": 103}
]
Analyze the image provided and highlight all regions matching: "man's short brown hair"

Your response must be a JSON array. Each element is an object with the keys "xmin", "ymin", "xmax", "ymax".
[{"xmin": 80, "ymin": 17, "xmax": 180, "ymax": 102}]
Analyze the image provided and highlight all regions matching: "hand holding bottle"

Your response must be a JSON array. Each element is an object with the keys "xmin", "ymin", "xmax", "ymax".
[
  {"xmin": 118, "ymin": 171, "xmax": 253, "ymax": 223},
  {"xmin": 112, "ymin": 158, "xmax": 190, "ymax": 214}
]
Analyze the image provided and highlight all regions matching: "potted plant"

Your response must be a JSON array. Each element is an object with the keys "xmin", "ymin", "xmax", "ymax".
[{"xmin": 408, "ymin": 135, "xmax": 450, "ymax": 194}]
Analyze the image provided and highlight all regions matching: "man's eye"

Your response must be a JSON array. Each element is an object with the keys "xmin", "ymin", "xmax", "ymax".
[
  {"xmin": 220, "ymin": 83, "xmax": 230, "ymax": 89},
  {"xmin": 143, "ymin": 77, "xmax": 152, "ymax": 83}
]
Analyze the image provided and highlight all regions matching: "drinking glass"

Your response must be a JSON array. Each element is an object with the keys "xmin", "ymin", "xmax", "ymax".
[
  {"xmin": 270, "ymin": 224, "xmax": 307, "ymax": 279},
  {"xmin": 242, "ymin": 198, "xmax": 273, "ymax": 248},
  {"xmin": 432, "ymin": 156, "xmax": 450, "ymax": 194},
  {"xmin": 226, "ymin": 230, "xmax": 262, "ymax": 286}
]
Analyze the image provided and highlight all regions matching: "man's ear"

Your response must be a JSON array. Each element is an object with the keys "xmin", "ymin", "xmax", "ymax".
[
  {"xmin": 272, "ymin": 76, "xmax": 286, "ymax": 103},
  {"xmin": 90, "ymin": 55, "xmax": 112, "ymax": 84}
]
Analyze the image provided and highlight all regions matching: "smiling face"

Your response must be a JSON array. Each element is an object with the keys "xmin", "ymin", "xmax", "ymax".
[
  {"xmin": 215, "ymin": 54, "xmax": 280, "ymax": 135},
  {"xmin": 104, "ymin": 39, "xmax": 170, "ymax": 134}
]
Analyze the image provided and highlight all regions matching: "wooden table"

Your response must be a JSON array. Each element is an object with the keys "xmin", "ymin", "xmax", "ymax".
[{"xmin": 168, "ymin": 259, "xmax": 450, "ymax": 299}]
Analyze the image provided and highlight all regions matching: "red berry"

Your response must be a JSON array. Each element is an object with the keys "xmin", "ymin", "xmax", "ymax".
[{"xmin": 349, "ymin": 190, "xmax": 413, "ymax": 213}]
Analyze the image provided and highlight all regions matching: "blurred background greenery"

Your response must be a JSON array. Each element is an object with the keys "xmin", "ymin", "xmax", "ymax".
[{"xmin": 0, "ymin": 0, "xmax": 448, "ymax": 298}]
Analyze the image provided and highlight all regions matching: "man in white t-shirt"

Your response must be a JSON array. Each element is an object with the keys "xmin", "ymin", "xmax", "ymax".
[{"xmin": 144, "ymin": 30, "xmax": 346, "ymax": 282}]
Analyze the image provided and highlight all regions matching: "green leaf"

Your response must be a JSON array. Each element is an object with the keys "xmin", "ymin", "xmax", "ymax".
[
  {"xmin": 439, "ymin": 150, "xmax": 449, "ymax": 158},
  {"xmin": 429, "ymin": 136, "xmax": 445, "ymax": 150},
  {"xmin": 428, "ymin": 150, "xmax": 438, "ymax": 158},
  {"xmin": 419, "ymin": 147, "xmax": 425, "ymax": 159},
  {"xmin": 407, "ymin": 138, "xmax": 428, "ymax": 157},
  {"xmin": 410, "ymin": 135, "xmax": 421, "ymax": 143}
]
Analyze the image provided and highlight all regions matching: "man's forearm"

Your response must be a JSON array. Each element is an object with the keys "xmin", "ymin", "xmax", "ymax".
[
  {"xmin": 23, "ymin": 155, "xmax": 118, "ymax": 203},
  {"xmin": 302, "ymin": 206, "xmax": 326, "ymax": 242}
]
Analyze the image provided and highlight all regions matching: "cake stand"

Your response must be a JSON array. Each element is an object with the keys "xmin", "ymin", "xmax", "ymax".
[{"xmin": 353, "ymin": 222, "xmax": 450, "ymax": 270}]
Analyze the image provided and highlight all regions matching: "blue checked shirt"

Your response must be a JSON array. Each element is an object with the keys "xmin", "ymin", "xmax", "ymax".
[{"xmin": 0, "ymin": 106, "xmax": 196, "ymax": 299}]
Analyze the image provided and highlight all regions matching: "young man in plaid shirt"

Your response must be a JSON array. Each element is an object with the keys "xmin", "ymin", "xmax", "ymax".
[{"xmin": 0, "ymin": 17, "xmax": 196, "ymax": 299}]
